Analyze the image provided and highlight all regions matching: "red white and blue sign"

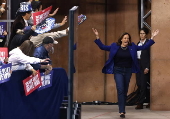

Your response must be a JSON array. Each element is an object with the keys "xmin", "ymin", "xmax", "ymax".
[
  {"xmin": 0, "ymin": 63, "xmax": 12, "ymax": 84},
  {"xmin": 38, "ymin": 70, "xmax": 53, "ymax": 91},
  {"xmin": 35, "ymin": 17, "xmax": 55, "ymax": 34},
  {"xmin": 32, "ymin": 6, "xmax": 52, "ymax": 25}
]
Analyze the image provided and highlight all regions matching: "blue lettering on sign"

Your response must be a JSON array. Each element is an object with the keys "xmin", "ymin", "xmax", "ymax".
[
  {"xmin": 38, "ymin": 70, "xmax": 53, "ymax": 91},
  {"xmin": 0, "ymin": 25, "xmax": 4, "ymax": 35},
  {"xmin": 0, "ymin": 63, "xmax": 12, "ymax": 84}
]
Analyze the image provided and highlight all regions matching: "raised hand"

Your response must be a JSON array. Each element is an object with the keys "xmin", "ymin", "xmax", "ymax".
[
  {"xmin": 49, "ymin": 8, "xmax": 59, "ymax": 17},
  {"xmin": 151, "ymin": 29, "xmax": 159, "ymax": 39},
  {"xmin": 92, "ymin": 28, "xmax": 99, "ymax": 39},
  {"xmin": 60, "ymin": 16, "xmax": 67, "ymax": 26}
]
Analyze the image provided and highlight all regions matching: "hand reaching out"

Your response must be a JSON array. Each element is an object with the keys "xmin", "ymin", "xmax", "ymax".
[
  {"xmin": 151, "ymin": 29, "xmax": 159, "ymax": 39},
  {"xmin": 60, "ymin": 16, "xmax": 67, "ymax": 26},
  {"xmin": 40, "ymin": 58, "xmax": 50, "ymax": 63},
  {"xmin": 92, "ymin": 28, "xmax": 100, "ymax": 39},
  {"xmin": 49, "ymin": 8, "xmax": 59, "ymax": 17}
]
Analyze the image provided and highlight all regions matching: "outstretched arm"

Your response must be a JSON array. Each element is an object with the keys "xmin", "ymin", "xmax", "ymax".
[
  {"xmin": 49, "ymin": 8, "xmax": 59, "ymax": 17},
  {"xmin": 137, "ymin": 29, "xmax": 159, "ymax": 51},
  {"xmin": 92, "ymin": 28, "xmax": 111, "ymax": 51},
  {"xmin": 52, "ymin": 16, "xmax": 67, "ymax": 29},
  {"xmin": 59, "ymin": 16, "xmax": 67, "ymax": 26}
]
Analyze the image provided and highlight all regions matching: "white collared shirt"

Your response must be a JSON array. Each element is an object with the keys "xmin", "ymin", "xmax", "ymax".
[
  {"xmin": 24, "ymin": 19, "xmax": 28, "ymax": 26},
  {"xmin": 137, "ymin": 39, "xmax": 146, "ymax": 59}
]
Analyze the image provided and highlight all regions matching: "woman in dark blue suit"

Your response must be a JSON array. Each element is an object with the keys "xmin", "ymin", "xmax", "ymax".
[{"xmin": 92, "ymin": 28, "xmax": 159, "ymax": 118}]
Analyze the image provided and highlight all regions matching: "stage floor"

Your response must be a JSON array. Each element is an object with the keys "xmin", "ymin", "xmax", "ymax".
[{"xmin": 81, "ymin": 105, "xmax": 170, "ymax": 119}]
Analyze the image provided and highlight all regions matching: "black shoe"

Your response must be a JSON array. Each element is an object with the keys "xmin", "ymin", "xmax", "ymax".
[
  {"xmin": 135, "ymin": 104, "xmax": 143, "ymax": 109},
  {"xmin": 120, "ymin": 114, "xmax": 125, "ymax": 118},
  {"xmin": 146, "ymin": 103, "xmax": 150, "ymax": 108}
]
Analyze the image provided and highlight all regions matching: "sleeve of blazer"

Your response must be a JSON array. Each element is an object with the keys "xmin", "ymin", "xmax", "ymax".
[
  {"xmin": 136, "ymin": 39, "xmax": 155, "ymax": 51},
  {"xmin": 21, "ymin": 29, "xmax": 34, "ymax": 42},
  {"xmin": 94, "ymin": 39, "xmax": 111, "ymax": 51}
]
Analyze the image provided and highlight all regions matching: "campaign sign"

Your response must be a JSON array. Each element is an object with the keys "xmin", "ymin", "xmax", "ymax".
[
  {"xmin": 0, "ymin": 22, "xmax": 6, "ymax": 38},
  {"xmin": 35, "ymin": 17, "xmax": 55, "ymax": 34},
  {"xmin": 23, "ymin": 71, "xmax": 42, "ymax": 96},
  {"xmin": 0, "ymin": 63, "xmax": 12, "ymax": 84},
  {"xmin": 32, "ymin": 6, "xmax": 52, "ymax": 25},
  {"xmin": 38, "ymin": 70, "xmax": 53, "ymax": 91},
  {"xmin": 0, "ymin": 47, "xmax": 8, "ymax": 62}
]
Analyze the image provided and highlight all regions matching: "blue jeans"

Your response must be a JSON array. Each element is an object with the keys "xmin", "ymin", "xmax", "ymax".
[{"xmin": 114, "ymin": 66, "xmax": 132, "ymax": 114}]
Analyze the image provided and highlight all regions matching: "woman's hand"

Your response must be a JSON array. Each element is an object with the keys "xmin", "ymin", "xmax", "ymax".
[
  {"xmin": 92, "ymin": 28, "xmax": 100, "ymax": 39},
  {"xmin": 31, "ymin": 69, "xmax": 37, "ymax": 76},
  {"xmin": 151, "ymin": 29, "xmax": 159, "ymax": 39}
]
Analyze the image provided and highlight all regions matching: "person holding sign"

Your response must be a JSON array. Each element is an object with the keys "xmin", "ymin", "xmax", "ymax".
[
  {"xmin": 29, "ymin": 1, "xmax": 64, "ymax": 28},
  {"xmin": 8, "ymin": 2, "xmax": 33, "ymax": 49},
  {"xmin": 27, "ymin": 1, "xmax": 68, "ymax": 47},
  {"xmin": 8, "ymin": 40, "xmax": 49, "ymax": 76}
]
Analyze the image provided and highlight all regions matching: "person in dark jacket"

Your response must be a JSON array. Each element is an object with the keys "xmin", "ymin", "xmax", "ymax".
[
  {"xmin": 92, "ymin": 28, "xmax": 159, "ymax": 118},
  {"xmin": 8, "ymin": 25, "xmax": 37, "ymax": 51},
  {"xmin": 31, "ymin": 36, "xmax": 58, "ymax": 73},
  {"xmin": 135, "ymin": 27, "xmax": 151, "ymax": 109},
  {"xmin": 8, "ymin": 2, "xmax": 32, "ymax": 48}
]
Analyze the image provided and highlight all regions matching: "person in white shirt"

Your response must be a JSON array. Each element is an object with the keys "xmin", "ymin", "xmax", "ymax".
[{"xmin": 9, "ymin": 40, "xmax": 49, "ymax": 76}]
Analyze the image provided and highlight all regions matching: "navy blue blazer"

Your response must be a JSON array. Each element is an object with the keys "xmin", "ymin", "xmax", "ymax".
[{"xmin": 94, "ymin": 39, "xmax": 155, "ymax": 74}]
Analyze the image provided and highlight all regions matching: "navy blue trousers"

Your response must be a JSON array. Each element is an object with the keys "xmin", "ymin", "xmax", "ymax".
[{"xmin": 114, "ymin": 66, "xmax": 132, "ymax": 114}]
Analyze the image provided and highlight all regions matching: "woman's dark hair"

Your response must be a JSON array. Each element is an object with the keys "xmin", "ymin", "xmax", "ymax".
[
  {"xmin": 31, "ymin": 1, "xmax": 42, "ymax": 12},
  {"xmin": 140, "ymin": 27, "xmax": 149, "ymax": 35},
  {"xmin": 19, "ymin": 40, "xmax": 35, "ymax": 56},
  {"xmin": 116, "ymin": 32, "xmax": 132, "ymax": 46}
]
